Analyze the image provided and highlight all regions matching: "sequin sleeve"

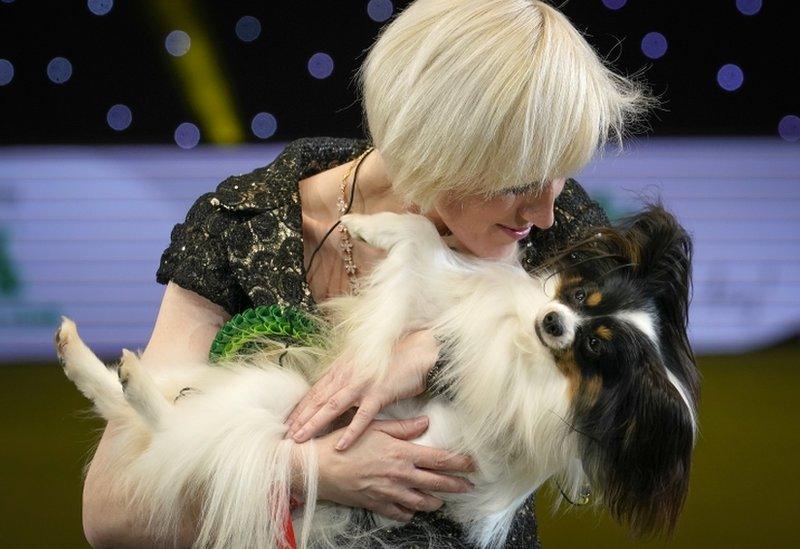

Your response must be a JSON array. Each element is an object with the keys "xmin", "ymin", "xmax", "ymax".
[{"xmin": 155, "ymin": 190, "xmax": 254, "ymax": 316}]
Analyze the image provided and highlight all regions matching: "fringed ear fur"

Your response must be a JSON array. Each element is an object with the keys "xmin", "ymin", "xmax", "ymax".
[{"xmin": 620, "ymin": 203, "xmax": 693, "ymax": 316}]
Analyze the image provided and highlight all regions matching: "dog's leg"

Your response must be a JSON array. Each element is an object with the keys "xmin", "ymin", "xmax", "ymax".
[
  {"xmin": 54, "ymin": 316, "xmax": 128, "ymax": 420},
  {"xmin": 117, "ymin": 349, "xmax": 171, "ymax": 430},
  {"xmin": 340, "ymin": 211, "xmax": 441, "ymax": 252},
  {"xmin": 332, "ymin": 213, "xmax": 451, "ymax": 380}
]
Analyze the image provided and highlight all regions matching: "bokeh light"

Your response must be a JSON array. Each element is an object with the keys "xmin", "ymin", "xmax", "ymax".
[
  {"xmin": 307, "ymin": 52, "xmax": 334, "ymax": 79},
  {"xmin": 165, "ymin": 30, "xmax": 191, "ymax": 57},
  {"xmin": 736, "ymin": 0, "xmax": 762, "ymax": 16},
  {"xmin": 1, "ymin": 0, "xmax": 16, "ymax": 4},
  {"xmin": 641, "ymin": 31, "xmax": 668, "ymax": 59},
  {"xmin": 106, "ymin": 104, "xmax": 132, "ymax": 131},
  {"xmin": 235, "ymin": 15, "xmax": 261, "ymax": 42},
  {"xmin": 250, "ymin": 112, "xmax": 277, "ymax": 139},
  {"xmin": 778, "ymin": 115, "xmax": 800, "ymax": 142},
  {"xmin": 367, "ymin": 0, "xmax": 394, "ymax": 22},
  {"xmin": 602, "ymin": 0, "xmax": 628, "ymax": 10},
  {"xmin": 0, "ymin": 59, "xmax": 13, "ymax": 86},
  {"xmin": 47, "ymin": 57, "xmax": 73, "ymax": 84},
  {"xmin": 87, "ymin": 0, "xmax": 113, "ymax": 16},
  {"xmin": 174, "ymin": 122, "xmax": 200, "ymax": 149},
  {"xmin": 717, "ymin": 63, "xmax": 744, "ymax": 91}
]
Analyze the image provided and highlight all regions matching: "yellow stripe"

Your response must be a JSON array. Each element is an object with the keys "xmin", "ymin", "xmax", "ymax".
[{"xmin": 147, "ymin": 0, "xmax": 244, "ymax": 144}]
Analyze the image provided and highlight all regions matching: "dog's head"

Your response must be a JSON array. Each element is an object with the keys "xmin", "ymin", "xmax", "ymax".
[{"xmin": 535, "ymin": 204, "xmax": 699, "ymax": 536}]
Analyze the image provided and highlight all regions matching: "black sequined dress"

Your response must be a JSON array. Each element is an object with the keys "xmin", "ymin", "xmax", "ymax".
[{"xmin": 156, "ymin": 136, "xmax": 609, "ymax": 548}]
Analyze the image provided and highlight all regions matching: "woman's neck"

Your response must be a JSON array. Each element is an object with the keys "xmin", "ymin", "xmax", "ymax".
[{"xmin": 355, "ymin": 149, "xmax": 450, "ymax": 236}]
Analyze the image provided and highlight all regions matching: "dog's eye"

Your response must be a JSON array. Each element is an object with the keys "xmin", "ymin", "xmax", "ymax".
[
  {"xmin": 585, "ymin": 336, "xmax": 601, "ymax": 355},
  {"xmin": 574, "ymin": 289, "xmax": 586, "ymax": 303}
]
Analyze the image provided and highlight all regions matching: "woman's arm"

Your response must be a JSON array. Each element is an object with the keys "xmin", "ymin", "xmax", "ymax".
[
  {"xmin": 83, "ymin": 284, "xmax": 473, "ymax": 546},
  {"xmin": 82, "ymin": 281, "xmax": 230, "ymax": 548}
]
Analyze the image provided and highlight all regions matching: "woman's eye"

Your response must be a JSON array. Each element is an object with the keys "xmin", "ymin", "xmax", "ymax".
[
  {"xmin": 507, "ymin": 183, "xmax": 539, "ymax": 196},
  {"xmin": 508, "ymin": 186, "xmax": 530, "ymax": 196},
  {"xmin": 574, "ymin": 288, "xmax": 586, "ymax": 302}
]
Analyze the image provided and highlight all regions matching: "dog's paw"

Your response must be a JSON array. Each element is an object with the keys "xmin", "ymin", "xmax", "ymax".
[
  {"xmin": 339, "ymin": 213, "xmax": 370, "ymax": 244},
  {"xmin": 117, "ymin": 349, "xmax": 139, "ymax": 390},
  {"xmin": 54, "ymin": 316, "xmax": 78, "ymax": 368},
  {"xmin": 340, "ymin": 212, "xmax": 418, "ymax": 250}
]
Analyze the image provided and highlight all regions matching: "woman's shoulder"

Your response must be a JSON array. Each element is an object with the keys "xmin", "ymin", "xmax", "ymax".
[
  {"xmin": 521, "ymin": 177, "xmax": 609, "ymax": 270},
  {"xmin": 211, "ymin": 136, "xmax": 373, "ymax": 214},
  {"xmin": 156, "ymin": 137, "xmax": 374, "ymax": 315}
]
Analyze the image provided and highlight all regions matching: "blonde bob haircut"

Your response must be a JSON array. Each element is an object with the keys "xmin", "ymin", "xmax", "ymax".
[{"xmin": 354, "ymin": 0, "xmax": 659, "ymax": 214}]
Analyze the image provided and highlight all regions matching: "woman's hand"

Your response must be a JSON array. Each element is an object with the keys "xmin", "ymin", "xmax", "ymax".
[
  {"xmin": 306, "ymin": 416, "xmax": 475, "ymax": 523},
  {"xmin": 285, "ymin": 329, "xmax": 441, "ymax": 451}
]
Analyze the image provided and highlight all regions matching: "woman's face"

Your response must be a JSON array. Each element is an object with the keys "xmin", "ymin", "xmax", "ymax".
[{"xmin": 433, "ymin": 178, "xmax": 566, "ymax": 260}]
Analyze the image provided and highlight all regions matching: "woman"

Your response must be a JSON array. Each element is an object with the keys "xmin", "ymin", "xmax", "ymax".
[{"xmin": 81, "ymin": 1, "xmax": 654, "ymax": 546}]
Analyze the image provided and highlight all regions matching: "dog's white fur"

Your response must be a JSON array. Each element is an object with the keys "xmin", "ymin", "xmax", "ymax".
[{"xmin": 57, "ymin": 212, "xmax": 583, "ymax": 549}]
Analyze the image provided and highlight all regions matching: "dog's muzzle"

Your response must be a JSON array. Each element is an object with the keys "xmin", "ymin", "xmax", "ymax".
[{"xmin": 536, "ymin": 303, "xmax": 578, "ymax": 350}]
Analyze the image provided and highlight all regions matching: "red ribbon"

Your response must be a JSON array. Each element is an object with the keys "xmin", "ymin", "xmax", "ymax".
[{"xmin": 280, "ymin": 494, "xmax": 301, "ymax": 549}]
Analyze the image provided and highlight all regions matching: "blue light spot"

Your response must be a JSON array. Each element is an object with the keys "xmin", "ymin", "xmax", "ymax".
[
  {"xmin": 251, "ymin": 112, "xmax": 277, "ymax": 139},
  {"xmin": 106, "ymin": 104, "xmax": 132, "ymax": 131},
  {"xmin": 367, "ymin": 0, "xmax": 394, "ymax": 22},
  {"xmin": 0, "ymin": 59, "xmax": 13, "ymax": 86},
  {"xmin": 717, "ymin": 63, "xmax": 744, "ymax": 92},
  {"xmin": 736, "ymin": 0, "xmax": 762, "ymax": 16},
  {"xmin": 778, "ymin": 115, "xmax": 800, "ymax": 143},
  {"xmin": 47, "ymin": 57, "xmax": 73, "ymax": 84},
  {"xmin": 174, "ymin": 122, "xmax": 200, "ymax": 149},
  {"xmin": 1, "ymin": 0, "xmax": 16, "ymax": 4},
  {"xmin": 308, "ymin": 52, "xmax": 334, "ymax": 79},
  {"xmin": 602, "ymin": 0, "xmax": 627, "ymax": 10},
  {"xmin": 165, "ymin": 30, "xmax": 191, "ymax": 57},
  {"xmin": 235, "ymin": 15, "xmax": 261, "ymax": 42},
  {"xmin": 87, "ymin": 0, "xmax": 113, "ymax": 16},
  {"xmin": 641, "ymin": 31, "xmax": 668, "ymax": 60}
]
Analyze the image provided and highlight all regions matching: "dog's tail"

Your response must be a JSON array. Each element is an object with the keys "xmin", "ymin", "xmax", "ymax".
[{"xmin": 120, "ymin": 366, "xmax": 321, "ymax": 549}]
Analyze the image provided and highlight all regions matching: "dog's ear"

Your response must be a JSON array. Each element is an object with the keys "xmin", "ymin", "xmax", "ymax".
[
  {"xmin": 581, "ymin": 362, "xmax": 696, "ymax": 537},
  {"xmin": 621, "ymin": 204, "xmax": 700, "ymax": 402},
  {"xmin": 621, "ymin": 204, "xmax": 692, "ymax": 314}
]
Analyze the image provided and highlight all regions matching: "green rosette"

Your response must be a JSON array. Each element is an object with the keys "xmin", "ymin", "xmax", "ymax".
[{"xmin": 208, "ymin": 304, "xmax": 320, "ymax": 362}]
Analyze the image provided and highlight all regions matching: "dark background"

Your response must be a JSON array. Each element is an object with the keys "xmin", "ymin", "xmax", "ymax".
[
  {"xmin": 0, "ymin": 0, "xmax": 796, "ymax": 145},
  {"xmin": 1, "ymin": 2, "xmax": 798, "ymax": 548}
]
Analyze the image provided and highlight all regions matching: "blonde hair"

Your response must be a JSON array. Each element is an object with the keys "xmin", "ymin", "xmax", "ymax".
[{"xmin": 354, "ymin": 0, "xmax": 659, "ymax": 214}]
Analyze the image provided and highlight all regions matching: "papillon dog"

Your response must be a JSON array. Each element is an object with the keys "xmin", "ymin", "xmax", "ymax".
[{"xmin": 55, "ymin": 204, "xmax": 699, "ymax": 548}]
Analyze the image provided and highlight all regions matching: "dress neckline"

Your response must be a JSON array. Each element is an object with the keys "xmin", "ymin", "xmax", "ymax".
[{"xmin": 286, "ymin": 137, "xmax": 374, "ymax": 310}]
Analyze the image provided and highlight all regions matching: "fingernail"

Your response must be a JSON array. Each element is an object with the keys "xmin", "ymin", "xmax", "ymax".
[
  {"xmin": 292, "ymin": 428, "xmax": 306, "ymax": 441},
  {"xmin": 415, "ymin": 417, "xmax": 428, "ymax": 425},
  {"xmin": 334, "ymin": 438, "xmax": 347, "ymax": 451}
]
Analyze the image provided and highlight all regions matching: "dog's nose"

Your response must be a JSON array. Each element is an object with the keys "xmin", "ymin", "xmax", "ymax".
[{"xmin": 543, "ymin": 312, "xmax": 564, "ymax": 337}]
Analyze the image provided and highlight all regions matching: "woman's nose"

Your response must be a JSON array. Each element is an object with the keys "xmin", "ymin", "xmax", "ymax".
[{"xmin": 519, "ymin": 195, "xmax": 556, "ymax": 229}]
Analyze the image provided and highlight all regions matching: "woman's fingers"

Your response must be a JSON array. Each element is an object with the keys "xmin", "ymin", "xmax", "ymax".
[
  {"xmin": 371, "ymin": 503, "xmax": 415, "ymax": 523},
  {"xmin": 407, "ymin": 469, "xmax": 474, "ymax": 494},
  {"xmin": 371, "ymin": 416, "xmax": 430, "ymax": 440},
  {"xmin": 286, "ymin": 377, "xmax": 343, "ymax": 438},
  {"xmin": 291, "ymin": 385, "xmax": 361, "ymax": 442},
  {"xmin": 384, "ymin": 487, "xmax": 443, "ymax": 513},
  {"xmin": 285, "ymin": 372, "xmax": 333, "ymax": 430},
  {"xmin": 334, "ymin": 399, "xmax": 382, "ymax": 451},
  {"xmin": 409, "ymin": 445, "xmax": 476, "ymax": 473}
]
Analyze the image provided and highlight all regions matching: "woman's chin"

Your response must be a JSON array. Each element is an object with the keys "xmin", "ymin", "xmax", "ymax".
[{"xmin": 441, "ymin": 234, "xmax": 517, "ymax": 261}]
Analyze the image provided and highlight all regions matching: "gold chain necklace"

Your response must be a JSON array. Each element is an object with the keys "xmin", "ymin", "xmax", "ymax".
[{"xmin": 336, "ymin": 147, "xmax": 374, "ymax": 295}]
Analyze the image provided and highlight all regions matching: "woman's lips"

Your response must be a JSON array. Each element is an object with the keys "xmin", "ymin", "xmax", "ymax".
[{"xmin": 498, "ymin": 224, "xmax": 532, "ymax": 240}]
